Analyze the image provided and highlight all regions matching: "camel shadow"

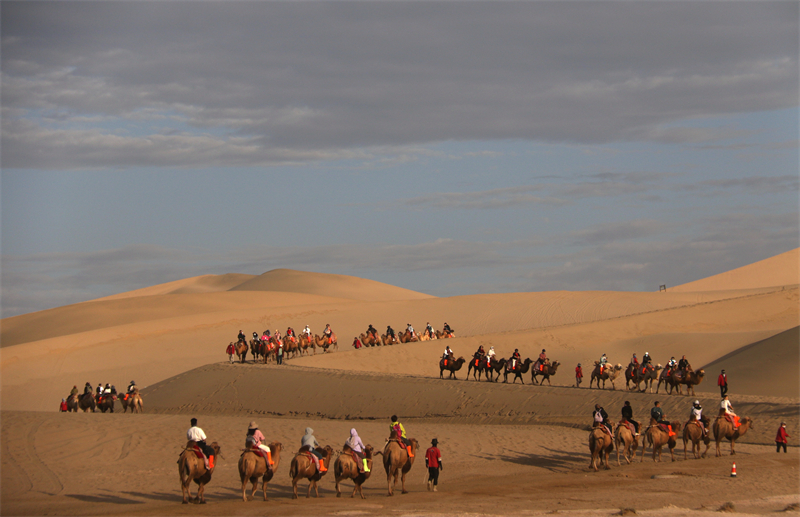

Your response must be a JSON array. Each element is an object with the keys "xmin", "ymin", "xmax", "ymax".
[
  {"xmin": 119, "ymin": 491, "xmax": 176, "ymax": 502},
  {"xmin": 493, "ymin": 447, "xmax": 590, "ymax": 472},
  {"xmin": 65, "ymin": 493, "xmax": 144, "ymax": 505}
]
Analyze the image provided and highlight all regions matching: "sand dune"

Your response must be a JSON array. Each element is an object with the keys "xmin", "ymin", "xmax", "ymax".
[
  {"xmin": 229, "ymin": 269, "xmax": 435, "ymax": 301},
  {"xmin": 92, "ymin": 273, "xmax": 257, "ymax": 301},
  {"xmin": 671, "ymin": 248, "xmax": 799, "ymax": 292}
]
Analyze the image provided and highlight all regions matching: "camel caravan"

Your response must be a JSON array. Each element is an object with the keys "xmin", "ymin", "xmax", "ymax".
[
  {"xmin": 588, "ymin": 397, "xmax": 752, "ymax": 472},
  {"xmin": 61, "ymin": 381, "xmax": 143, "ymax": 414}
]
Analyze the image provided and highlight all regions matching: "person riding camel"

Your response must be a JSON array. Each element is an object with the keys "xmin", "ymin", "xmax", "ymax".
[
  {"xmin": 537, "ymin": 349, "xmax": 548, "ymax": 372},
  {"xmin": 70, "ymin": 385, "xmax": 79, "ymax": 397},
  {"xmin": 509, "ymin": 349, "xmax": 521, "ymax": 371},
  {"xmin": 487, "ymin": 346, "xmax": 496, "ymax": 367},
  {"xmin": 667, "ymin": 357, "xmax": 677, "ymax": 376},
  {"xmin": 406, "ymin": 323, "xmax": 415, "ymax": 338},
  {"xmin": 593, "ymin": 404, "xmax": 612, "ymax": 435},
  {"xmin": 720, "ymin": 395, "xmax": 740, "ymax": 428},
  {"xmin": 641, "ymin": 352, "xmax": 651, "ymax": 368},
  {"xmin": 678, "ymin": 355, "xmax": 689, "ymax": 373},
  {"xmin": 274, "ymin": 329, "xmax": 282, "ymax": 342},
  {"xmin": 83, "ymin": 382, "xmax": 93, "ymax": 395},
  {"xmin": 187, "ymin": 418, "xmax": 215, "ymax": 470},
  {"xmin": 425, "ymin": 322, "xmax": 434, "ymax": 338},
  {"xmin": 599, "ymin": 353, "xmax": 608, "ymax": 375},
  {"xmin": 443, "ymin": 322, "xmax": 454, "ymax": 337},
  {"xmin": 621, "ymin": 401, "xmax": 640, "ymax": 435},
  {"xmin": 472, "ymin": 346, "xmax": 485, "ymax": 368},
  {"xmin": 690, "ymin": 400, "xmax": 708, "ymax": 436},
  {"xmin": 96, "ymin": 383, "xmax": 103, "ymax": 398},
  {"xmin": 287, "ymin": 327, "xmax": 296, "ymax": 343},
  {"xmin": 245, "ymin": 421, "xmax": 274, "ymax": 470},
  {"xmin": 300, "ymin": 427, "xmax": 327, "ymax": 472},
  {"xmin": 127, "ymin": 381, "xmax": 136, "ymax": 393},
  {"xmin": 323, "ymin": 324, "xmax": 333, "ymax": 344},
  {"xmin": 630, "ymin": 353, "xmax": 639, "ymax": 367},
  {"xmin": 303, "ymin": 325, "xmax": 311, "ymax": 340},
  {"xmin": 252, "ymin": 331, "xmax": 259, "ymax": 341},
  {"xmin": 344, "ymin": 428, "xmax": 370, "ymax": 472},
  {"xmin": 442, "ymin": 345, "xmax": 454, "ymax": 366},
  {"xmin": 367, "ymin": 324, "xmax": 378, "ymax": 341},
  {"xmin": 386, "ymin": 325, "xmax": 396, "ymax": 341},
  {"xmin": 650, "ymin": 401, "xmax": 675, "ymax": 436},
  {"xmin": 238, "ymin": 330, "xmax": 246, "ymax": 343},
  {"xmin": 390, "ymin": 415, "xmax": 414, "ymax": 457}
]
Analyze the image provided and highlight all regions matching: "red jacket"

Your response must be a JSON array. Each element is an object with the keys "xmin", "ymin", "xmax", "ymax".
[
  {"xmin": 575, "ymin": 366, "xmax": 583, "ymax": 378},
  {"xmin": 717, "ymin": 374, "xmax": 727, "ymax": 386},
  {"xmin": 59, "ymin": 401, "xmax": 68, "ymax": 412},
  {"xmin": 425, "ymin": 446, "xmax": 441, "ymax": 468},
  {"xmin": 776, "ymin": 426, "xmax": 789, "ymax": 444}
]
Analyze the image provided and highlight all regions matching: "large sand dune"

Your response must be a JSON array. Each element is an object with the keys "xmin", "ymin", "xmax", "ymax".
[{"xmin": 1, "ymin": 250, "xmax": 799, "ymax": 515}]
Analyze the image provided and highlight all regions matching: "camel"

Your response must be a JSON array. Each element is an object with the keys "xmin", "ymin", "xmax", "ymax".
[
  {"xmin": 97, "ymin": 394, "xmax": 116, "ymax": 413},
  {"xmin": 381, "ymin": 333, "xmax": 397, "ymax": 345},
  {"xmin": 299, "ymin": 334, "xmax": 315, "ymax": 356},
  {"xmin": 233, "ymin": 340, "xmax": 248, "ymax": 363},
  {"xmin": 121, "ymin": 389, "xmax": 144, "ymax": 413},
  {"xmin": 482, "ymin": 357, "xmax": 507, "ymax": 382},
  {"xmin": 249, "ymin": 339, "xmax": 262, "ymax": 362},
  {"xmin": 359, "ymin": 332, "xmax": 381, "ymax": 347},
  {"xmin": 679, "ymin": 369, "xmax": 705, "ymax": 396},
  {"xmin": 683, "ymin": 417, "xmax": 710, "ymax": 459},
  {"xmin": 641, "ymin": 419, "xmax": 682, "ymax": 462},
  {"xmin": 466, "ymin": 356, "xmax": 488, "ymax": 381},
  {"xmin": 178, "ymin": 441, "xmax": 222, "ymax": 504},
  {"xmin": 503, "ymin": 357, "xmax": 533, "ymax": 384},
  {"xmin": 334, "ymin": 444, "xmax": 374, "ymax": 499},
  {"xmin": 397, "ymin": 330, "xmax": 418, "ymax": 343},
  {"xmin": 531, "ymin": 360, "xmax": 560, "ymax": 386},
  {"xmin": 283, "ymin": 335, "xmax": 300, "ymax": 358},
  {"xmin": 589, "ymin": 363, "xmax": 623, "ymax": 390},
  {"xmin": 375, "ymin": 438, "xmax": 418, "ymax": 495},
  {"xmin": 435, "ymin": 329, "xmax": 455, "ymax": 339},
  {"xmin": 78, "ymin": 392, "xmax": 96, "ymax": 412},
  {"xmin": 615, "ymin": 420, "xmax": 639, "ymax": 465},
  {"xmin": 289, "ymin": 445, "xmax": 334, "ymax": 499},
  {"xmin": 628, "ymin": 364, "xmax": 662, "ymax": 393},
  {"xmin": 588, "ymin": 425, "xmax": 614, "ymax": 471},
  {"xmin": 66, "ymin": 394, "xmax": 80, "ymax": 412},
  {"xmin": 314, "ymin": 333, "xmax": 338, "ymax": 352},
  {"xmin": 419, "ymin": 329, "xmax": 437, "ymax": 341},
  {"xmin": 238, "ymin": 441, "xmax": 281, "ymax": 501},
  {"xmin": 713, "ymin": 414, "xmax": 753, "ymax": 456},
  {"xmin": 439, "ymin": 356, "xmax": 466, "ymax": 379}
]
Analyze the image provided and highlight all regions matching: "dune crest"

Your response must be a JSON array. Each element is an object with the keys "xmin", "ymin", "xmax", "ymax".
[
  {"xmin": 671, "ymin": 248, "xmax": 799, "ymax": 292},
  {"xmin": 229, "ymin": 268, "xmax": 434, "ymax": 301},
  {"xmin": 92, "ymin": 273, "xmax": 256, "ymax": 301}
]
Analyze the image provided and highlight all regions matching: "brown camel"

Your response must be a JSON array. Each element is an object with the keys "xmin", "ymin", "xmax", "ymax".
[
  {"xmin": 289, "ymin": 445, "xmax": 334, "ymax": 499},
  {"xmin": 359, "ymin": 332, "xmax": 381, "ymax": 347},
  {"xmin": 397, "ymin": 330, "xmax": 418, "ymax": 343},
  {"xmin": 615, "ymin": 420, "xmax": 639, "ymax": 465},
  {"xmin": 314, "ymin": 333, "xmax": 338, "ymax": 352},
  {"xmin": 97, "ymin": 393, "xmax": 116, "ymax": 413},
  {"xmin": 641, "ymin": 419, "xmax": 682, "ymax": 462},
  {"xmin": 589, "ymin": 363, "xmax": 623, "ymax": 390},
  {"xmin": 78, "ymin": 392, "xmax": 96, "ymax": 412},
  {"xmin": 439, "ymin": 356, "xmax": 466, "ymax": 379},
  {"xmin": 679, "ymin": 369, "xmax": 705, "ymax": 396},
  {"xmin": 628, "ymin": 363, "xmax": 662, "ymax": 393},
  {"xmin": 381, "ymin": 333, "xmax": 397, "ymax": 345},
  {"xmin": 249, "ymin": 339, "xmax": 262, "ymax": 362},
  {"xmin": 656, "ymin": 367, "xmax": 680, "ymax": 394},
  {"xmin": 483, "ymin": 357, "xmax": 507, "ymax": 382},
  {"xmin": 504, "ymin": 357, "xmax": 533, "ymax": 384},
  {"xmin": 334, "ymin": 444, "xmax": 374, "ymax": 499},
  {"xmin": 375, "ymin": 438, "xmax": 418, "ymax": 495},
  {"xmin": 466, "ymin": 356, "xmax": 487, "ymax": 381},
  {"xmin": 121, "ymin": 389, "xmax": 144, "ymax": 413},
  {"xmin": 531, "ymin": 360, "xmax": 560, "ymax": 385},
  {"xmin": 238, "ymin": 441, "xmax": 281, "ymax": 501},
  {"xmin": 589, "ymin": 426, "xmax": 614, "ymax": 471},
  {"xmin": 298, "ymin": 334, "xmax": 315, "ymax": 356},
  {"xmin": 283, "ymin": 335, "xmax": 300, "ymax": 358},
  {"xmin": 66, "ymin": 394, "xmax": 80, "ymax": 412},
  {"xmin": 435, "ymin": 329, "xmax": 455, "ymax": 339},
  {"xmin": 714, "ymin": 414, "xmax": 753, "ymax": 456},
  {"xmin": 177, "ymin": 441, "xmax": 222, "ymax": 504},
  {"xmin": 683, "ymin": 417, "xmax": 710, "ymax": 459},
  {"xmin": 233, "ymin": 340, "xmax": 248, "ymax": 363}
]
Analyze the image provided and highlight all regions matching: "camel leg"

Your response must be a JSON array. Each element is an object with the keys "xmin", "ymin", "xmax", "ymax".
[
  {"xmin": 197, "ymin": 483, "xmax": 206, "ymax": 504},
  {"xmin": 730, "ymin": 439, "xmax": 736, "ymax": 455},
  {"xmin": 401, "ymin": 470, "xmax": 408, "ymax": 494},
  {"xmin": 261, "ymin": 477, "xmax": 268, "ymax": 501},
  {"xmin": 292, "ymin": 478, "xmax": 299, "ymax": 499},
  {"xmin": 181, "ymin": 480, "xmax": 192, "ymax": 504},
  {"xmin": 241, "ymin": 478, "xmax": 248, "ymax": 502}
]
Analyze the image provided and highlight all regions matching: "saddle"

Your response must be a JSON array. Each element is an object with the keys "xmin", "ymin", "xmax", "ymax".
[
  {"xmin": 185, "ymin": 442, "xmax": 206, "ymax": 460},
  {"xmin": 723, "ymin": 414, "xmax": 741, "ymax": 428},
  {"xmin": 594, "ymin": 423, "xmax": 613, "ymax": 438},
  {"xmin": 657, "ymin": 423, "xmax": 676, "ymax": 436},
  {"xmin": 619, "ymin": 420, "xmax": 636, "ymax": 434}
]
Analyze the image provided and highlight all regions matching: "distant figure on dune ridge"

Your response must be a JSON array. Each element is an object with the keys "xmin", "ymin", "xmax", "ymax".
[
  {"xmin": 776, "ymin": 422, "xmax": 790, "ymax": 453},
  {"xmin": 352, "ymin": 337, "xmax": 363, "ymax": 349},
  {"xmin": 226, "ymin": 342, "xmax": 235, "ymax": 363},
  {"xmin": 575, "ymin": 363, "xmax": 583, "ymax": 388},
  {"xmin": 59, "ymin": 398, "xmax": 68, "ymax": 412}
]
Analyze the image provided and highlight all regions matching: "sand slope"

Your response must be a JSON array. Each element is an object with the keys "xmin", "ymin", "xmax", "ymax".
[
  {"xmin": 671, "ymin": 248, "xmax": 799, "ymax": 292},
  {"xmin": 229, "ymin": 269, "xmax": 435, "ymax": 301},
  {"xmin": 92, "ymin": 273, "xmax": 256, "ymax": 301}
]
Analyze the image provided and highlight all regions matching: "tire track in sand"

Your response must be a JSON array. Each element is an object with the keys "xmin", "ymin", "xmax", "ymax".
[{"xmin": 22, "ymin": 419, "xmax": 64, "ymax": 495}]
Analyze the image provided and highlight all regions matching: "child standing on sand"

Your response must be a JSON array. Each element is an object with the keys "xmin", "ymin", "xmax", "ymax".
[{"xmin": 575, "ymin": 363, "xmax": 583, "ymax": 387}]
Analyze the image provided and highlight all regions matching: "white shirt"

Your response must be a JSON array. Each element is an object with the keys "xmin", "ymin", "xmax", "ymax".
[
  {"xmin": 691, "ymin": 407, "xmax": 703, "ymax": 420},
  {"xmin": 488, "ymin": 349, "xmax": 496, "ymax": 358},
  {"xmin": 303, "ymin": 326, "xmax": 311, "ymax": 335},
  {"xmin": 720, "ymin": 399, "xmax": 734, "ymax": 414},
  {"xmin": 187, "ymin": 426, "xmax": 207, "ymax": 442}
]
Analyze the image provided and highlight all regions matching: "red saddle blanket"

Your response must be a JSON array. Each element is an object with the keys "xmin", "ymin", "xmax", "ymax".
[
  {"xmin": 619, "ymin": 421, "xmax": 636, "ymax": 434},
  {"xmin": 723, "ymin": 414, "xmax": 741, "ymax": 427},
  {"xmin": 595, "ymin": 424, "xmax": 613, "ymax": 438}
]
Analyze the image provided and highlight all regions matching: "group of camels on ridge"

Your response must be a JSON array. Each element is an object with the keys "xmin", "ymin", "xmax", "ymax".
[
  {"xmin": 65, "ymin": 388, "xmax": 143, "ymax": 414},
  {"xmin": 178, "ymin": 431, "xmax": 420, "ymax": 504}
]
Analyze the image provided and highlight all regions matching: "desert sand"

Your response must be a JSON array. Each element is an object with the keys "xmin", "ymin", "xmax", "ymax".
[{"xmin": 1, "ymin": 250, "xmax": 798, "ymax": 516}]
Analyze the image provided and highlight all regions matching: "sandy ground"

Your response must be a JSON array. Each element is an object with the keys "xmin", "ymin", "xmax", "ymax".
[{"xmin": 1, "ymin": 249, "xmax": 798, "ymax": 515}]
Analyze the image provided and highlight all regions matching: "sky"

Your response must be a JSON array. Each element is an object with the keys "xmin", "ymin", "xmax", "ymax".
[{"xmin": 1, "ymin": 1, "xmax": 798, "ymax": 318}]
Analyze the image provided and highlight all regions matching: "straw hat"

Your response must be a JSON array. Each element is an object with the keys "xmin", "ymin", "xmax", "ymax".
[{"xmin": 248, "ymin": 421, "xmax": 258, "ymax": 430}]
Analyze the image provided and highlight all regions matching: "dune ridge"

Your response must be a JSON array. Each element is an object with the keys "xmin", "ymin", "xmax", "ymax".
[{"xmin": 671, "ymin": 247, "xmax": 799, "ymax": 292}]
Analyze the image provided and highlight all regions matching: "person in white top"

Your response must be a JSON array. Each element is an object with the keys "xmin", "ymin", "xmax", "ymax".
[
  {"xmin": 690, "ymin": 400, "xmax": 707, "ymax": 435},
  {"xmin": 719, "ymin": 395, "xmax": 740, "ymax": 428},
  {"xmin": 303, "ymin": 325, "xmax": 311, "ymax": 338},
  {"xmin": 187, "ymin": 418, "xmax": 215, "ymax": 469}
]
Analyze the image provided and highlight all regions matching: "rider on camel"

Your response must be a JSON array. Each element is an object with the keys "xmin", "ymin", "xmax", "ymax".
[
  {"xmin": 344, "ymin": 428, "xmax": 370, "ymax": 472},
  {"xmin": 630, "ymin": 353, "xmax": 639, "ymax": 367},
  {"xmin": 621, "ymin": 401, "xmax": 640, "ymax": 435},
  {"xmin": 386, "ymin": 325, "xmax": 396, "ymax": 341},
  {"xmin": 300, "ymin": 427, "xmax": 326, "ymax": 472},
  {"xmin": 443, "ymin": 345, "xmax": 454, "ymax": 365},
  {"xmin": 367, "ymin": 324, "xmax": 378, "ymax": 341},
  {"xmin": 406, "ymin": 323, "xmax": 415, "ymax": 338},
  {"xmin": 678, "ymin": 355, "xmax": 689, "ymax": 373},
  {"xmin": 667, "ymin": 357, "xmax": 677, "ymax": 375},
  {"xmin": 537, "ymin": 349, "xmax": 548, "ymax": 372},
  {"xmin": 599, "ymin": 353, "xmax": 608, "ymax": 375},
  {"xmin": 187, "ymin": 417, "xmax": 215, "ymax": 470},
  {"xmin": 390, "ymin": 415, "xmax": 414, "ymax": 457},
  {"xmin": 323, "ymin": 324, "xmax": 333, "ymax": 344},
  {"xmin": 70, "ymin": 385, "xmax": 79, "ymax": 397},
  {"xmin": 238, "ymin": 330, "xmax": 246, "ymax": 343},
  {"xmin": 593, "ymin": 404, "xmax": 612, "ymax": 434},
  {"xmin": 245, "ymin": 421, "xmax": 274, "ymax": 470},
  {"xmin": 487, "ymin": 346, "xmax": 496, "ymax": 366},
  {"xmin": 303, "ymin": 325, "xmax": 311, "ymax": 339},
  {"xmin": 443, "ymin": 322, "xmax": 453, "ymax": 336},
  {"xmin": 720, "ymin": 395, "xmax": 740, "ymax": 428},
  {"xmin": 510, "ymin": 349, "xmax": 521, "ymax": 371},
  {"xmin": 650, "ymin": 401, "xmax": 675, "ymax": 436},
  {"xmin": 690, "ymin": 400, "xmax": 708, "ymax": 435},
  {"xmin": 425, "ymin": 322, "xmax": 434, "ymax": 338}
]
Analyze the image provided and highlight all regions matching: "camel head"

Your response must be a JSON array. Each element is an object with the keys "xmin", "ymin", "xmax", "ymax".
[
  {"xmin": 696, "ymin": 369, "xmax": 705, "ymax": 378},
  {"xmin": 741, "ymin": 417, "xmax": 754, "ymax": 429},
  {"xmin": 655, "ymin": 363, "xmax": 663, "ymax": 370},
  {"xmin": 614, "ymin": 363, "xmax": 623, "ymax": 370}
]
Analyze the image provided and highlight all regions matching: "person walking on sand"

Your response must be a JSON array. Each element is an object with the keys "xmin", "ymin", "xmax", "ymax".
[
  {"xmin": 575, "ymin": 363, "xmax": 583, "ymax": 388},
  {"xmin": 425, "ymin": 438, "xmax": 442, "ymax": 492},
  {"xmin": 718, "ymin": 369, "xmax": 728, "ymax": 397},
  {"xmin": 776, "ymin": 422, "xmax": 790, "ymax": 453}
]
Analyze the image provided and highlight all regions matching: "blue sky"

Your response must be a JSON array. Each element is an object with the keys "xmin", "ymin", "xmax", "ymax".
[{"xmin": 2, "ymin": 2, "xmax": 798, "ymax": 317}]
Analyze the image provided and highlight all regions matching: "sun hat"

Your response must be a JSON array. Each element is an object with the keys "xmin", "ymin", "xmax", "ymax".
[{"xmin": 248, "ymin": 421, "xmax": 258, "ymax": 430}]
